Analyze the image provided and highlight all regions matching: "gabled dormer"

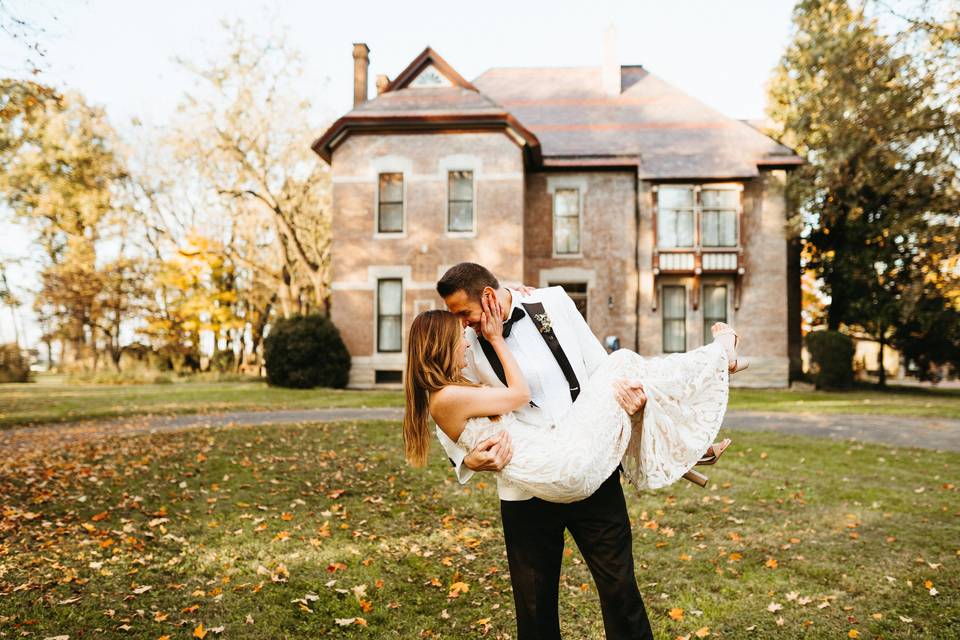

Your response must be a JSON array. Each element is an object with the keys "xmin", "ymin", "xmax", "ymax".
[
  {"xmin": 384, "ymin": 47, "xmax": 479, "ymax": 92},
  {"xmin": 312, "ymin": 45, "xmax": 540, "ymax": 165}
]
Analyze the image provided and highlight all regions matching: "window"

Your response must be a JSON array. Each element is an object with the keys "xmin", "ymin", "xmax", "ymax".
[
  {"xmin": 377, "ymin": 173, "xmax": 403, "ymax": 233},
  {"xmin": 553, "ymin": 188, "xmax": 581, "ymax": 254},
  {"xmin": 703, "ymin": 285, "xmax": 728, "ymax": 344},
  {"xmin": 377, "ymin": 279, "xmax": 402, "ymax": 352},
  {"xmin": 375, "ymin": 370, "xmax": 403, "ymax": 384},
  {"xmin": 662, "ymin": 285, "xmax": 686, "ymax": 353},
  {"xmin": 550, "ymin": 282, "xmax": 588, "ymax": 321},
  {"xmin": 447, "ymin": 170, "xmax": 474, "ymax": 232},
  {"xmin": 701, "ymin": 189, "xmax": 738, "ymax": 247},
  {"xmin": 657, "ymin": 187, "xmax": 695, "ymax": 248}
]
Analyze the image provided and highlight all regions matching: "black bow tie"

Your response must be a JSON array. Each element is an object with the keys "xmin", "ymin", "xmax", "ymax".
[{"xmin": 502, "ymin": 306, "xmax": 526, "ymax": 338}]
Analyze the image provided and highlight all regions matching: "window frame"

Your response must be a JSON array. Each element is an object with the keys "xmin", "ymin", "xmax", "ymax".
[
  {"xmin": 446, "ymin": 169, "xmax": 476, "ymax": 235},
  {"xmin": 376, "ymin": 278, "xmax": 403, "ymax": 353},
  {"xmin": 702, "ymin": 283, "xmax": 728, "ymax": 344},
  {"xmin": 552, "ymin": 187, "xmax": 582, "ymax": 257},
  {"xmin": 375, "ymin": 172, "xmax": 405, "ymax": 237},
  {"xmin": 662, "ymin": 285, "xmax": 687, "ymax": 353},
  {"xmin": 549, "ymin": 281, "xmax": 588, "ymax": 321},
  {"xmin": 699, "ymin": 186, "xmax": 740, "ymax": 248},
  {"xmin": 654, "ymin": 183, "xmax": 743, "ymax": 251},
  {"xmin": 656, "ymin": 185, "xmax": 697, "ymax": 249}
]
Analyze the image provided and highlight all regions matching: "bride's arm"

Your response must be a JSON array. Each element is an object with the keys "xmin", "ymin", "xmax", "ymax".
[{"xmin": 431, "ymin": 293, "xmax": 530, "ymax": 441}]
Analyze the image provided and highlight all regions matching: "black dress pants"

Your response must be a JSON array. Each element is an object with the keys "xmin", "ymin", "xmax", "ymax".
[{"xmin": 499, "ymin": 469, "xmax": 653, "ymax": 640}]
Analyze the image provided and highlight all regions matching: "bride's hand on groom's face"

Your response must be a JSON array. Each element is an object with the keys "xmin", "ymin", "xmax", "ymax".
[{"xmin": 478, "ymin": 292, "xmax": 504, "ymax": 342}]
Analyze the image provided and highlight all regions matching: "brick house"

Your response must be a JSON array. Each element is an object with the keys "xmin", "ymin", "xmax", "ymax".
[{"xmin": 312, "ymin": 44, "xmax": 803, "ymax": 388}]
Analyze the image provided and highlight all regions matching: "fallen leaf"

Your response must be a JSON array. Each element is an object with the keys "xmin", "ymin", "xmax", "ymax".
[
  {"xmin": 767, "ymin": 602, "xmax": 783, "ymax": 613},
  {"xmin": 694, "ymin": 627, "xmax": 710, "ymax": 638},
  {"xmin": 193, "ymin": 623, "xmax": 207, "ymax": 639},
  {"xmin": 669, "ymin": 607, "xmax": 684, "ymax": 621}
]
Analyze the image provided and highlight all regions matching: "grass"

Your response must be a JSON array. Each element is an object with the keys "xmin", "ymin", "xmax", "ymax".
[
  {"xmin": 729, "ymin": 385, "xmax": 960, "ymax": 419},
  {"xmin": 0, "ymin": 375, "xmax": 402, "ymax": 429},
  {"xmin": 1, "ymin": 376, "xmax": 957, "ymax": 430},
  {"xmin": 0, "ymin": 419, "xmax": 957, "ymax": 639}
]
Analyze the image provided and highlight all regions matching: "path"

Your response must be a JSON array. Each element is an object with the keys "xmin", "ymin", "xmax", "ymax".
[{"xmin": 2, "ymin": 407, "xmax": 959, "ymax": 452}]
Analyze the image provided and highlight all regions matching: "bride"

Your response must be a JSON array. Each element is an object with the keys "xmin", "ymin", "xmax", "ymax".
[{"xmin": 403, "ymin": 293, "xmax": 742, "ymax": 503}]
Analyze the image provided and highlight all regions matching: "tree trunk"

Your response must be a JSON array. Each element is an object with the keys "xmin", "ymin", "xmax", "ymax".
[{"xmin": 877, "ymin": 330, "xmax": 887, "ymax": 388}]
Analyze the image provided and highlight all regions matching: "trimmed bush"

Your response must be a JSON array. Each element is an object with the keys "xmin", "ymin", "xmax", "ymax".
[
  {"xmin": 806, "ymin": 330, "xmax": 855, "ymax": 389},
  {"xmin": 264, "ymin": 314, "xmax": 350, "ymax": 389},
  {"xmin": 0, "ymin": 343, "xmax": 31, "ymax": 383}
]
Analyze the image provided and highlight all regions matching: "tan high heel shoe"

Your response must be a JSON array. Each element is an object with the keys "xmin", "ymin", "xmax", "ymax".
[
  {"xmin": 712, "ymin": 325, "xmax": 748, "ymax": 374},
  {"xmin": 696, "ymin": 438, "xmax": 732, "ymax": 466}
]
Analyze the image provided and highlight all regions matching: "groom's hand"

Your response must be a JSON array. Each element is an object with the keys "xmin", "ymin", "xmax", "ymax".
[
  {"xmin": 614, "ymin": 379, "xmax": 647, "ymax": 416},
  {"xmin": 463, "ymin": 432, "xmax": 513, "ymax": 472}
]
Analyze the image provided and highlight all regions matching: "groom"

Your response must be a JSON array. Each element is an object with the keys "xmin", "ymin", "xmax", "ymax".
[{"xmin": 434, "ymin": 262, "xmax": 654, "ymax": 640}]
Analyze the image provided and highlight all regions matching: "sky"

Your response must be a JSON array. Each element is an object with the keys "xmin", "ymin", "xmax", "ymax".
[{"xmin": 0, "ymin": 0, "xmax": 799, "ymax": 347}]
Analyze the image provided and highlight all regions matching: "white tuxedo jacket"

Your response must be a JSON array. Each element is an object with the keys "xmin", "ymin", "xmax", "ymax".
[{"xmin": 436, "ymin": 286, "xmax": 608, "ymax": 500}]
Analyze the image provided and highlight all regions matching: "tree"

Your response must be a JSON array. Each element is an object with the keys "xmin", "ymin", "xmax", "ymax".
[
  {"xmin": 171, "ymin": 21, "xmax": 332, "ymax": 319},
  {"xmin": 0, "ymin": 79, "xmax": 142, "ymax": 370},
  {"xmin": 0, "ymin": 0, "xmax": 57, "ymax": 73},
  {"xmin": 0, "ymin": 254, "xmax": 22, "ymax": 346},
  {"xmin": 768, "ymin": 0, "xmax": 960, "ymax": 384},
  {"xmin": 140, "ymin": 233, "xmax": 243, "ymax": 373}
]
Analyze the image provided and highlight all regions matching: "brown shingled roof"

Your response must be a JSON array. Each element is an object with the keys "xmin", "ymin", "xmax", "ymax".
[
  {"xmin": 473, "ymin": 66, "xmax": 801, "ymax": 178},
  {"xmin": 311, "ymin": 47, "xmax": 801, "ymax": 177}
]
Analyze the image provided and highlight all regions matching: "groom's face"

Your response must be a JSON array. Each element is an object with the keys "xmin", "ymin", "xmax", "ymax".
[{"xmin": 442, "ymin": 288, "xmax": 489, "ymax": 330}]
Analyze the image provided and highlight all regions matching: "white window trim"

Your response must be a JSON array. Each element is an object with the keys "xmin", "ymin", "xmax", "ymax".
[
  {"xmin": 374, "ymin": 171, "xmax": 407, "ymax": 239},
  {"xmin": 700, "ymin": 183, "xmax": 742, "ymax": 249},
  {"xmin": 701, "ymin": 279, "xmax": 731, "ymax": 346},
  {"xmin": 654, "ymin": 183, "xmax": 698, "ymax": 250},
  {"xmin": 654, "ymin": 183, "xmax": 744, "ymax": 251},
  {"xmin": 375, "ymin": 274, "xmax": 404, "ymax": 354},
  {"xmin": 547, "ymin": 176, "xmax": 588, "ymax": 259},
  {"xmin": 439, "ymin": 155, "xmax": 481, "ymax": 238},
  {"xmin": 445, "ymin": 168, "xmax": 478, "ymax": 237},
  {"xmin": 661, "ymin": 282, "xmax": 688, "ymax": 354}
]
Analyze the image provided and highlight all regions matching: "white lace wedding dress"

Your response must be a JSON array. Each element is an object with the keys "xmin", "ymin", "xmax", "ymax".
[{"xmin": 454, "ymin": 343, "xmax": 730, "ymax": 503}]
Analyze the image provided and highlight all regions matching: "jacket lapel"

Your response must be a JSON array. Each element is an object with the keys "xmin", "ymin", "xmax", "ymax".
[{"xmin": 538, "ymin": 290, "xmax": 589, "ymax": 385}]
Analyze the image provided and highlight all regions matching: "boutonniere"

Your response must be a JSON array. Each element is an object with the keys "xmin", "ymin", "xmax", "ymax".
[{"xmin": 534, "ymin": 313, "xmax": 552, "ymax": 334}]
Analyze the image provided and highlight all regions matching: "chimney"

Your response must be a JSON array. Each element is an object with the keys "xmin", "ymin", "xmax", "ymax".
[
  {"xmin": 376, "ymin": 74, "xmax": 390, "ymax": 95},
  {"xmin": 353, "ymin": 43, "xmax": 370, "ymax": 107},
  {"xmin": 601, "ymin": 25, "xmax": 619, "ymax": 96}
]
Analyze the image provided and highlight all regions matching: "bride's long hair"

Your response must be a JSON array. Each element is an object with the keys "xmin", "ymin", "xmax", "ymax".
[{"xmin": 403, "ymin": 310, "xmax": 475, "ymax": 467}]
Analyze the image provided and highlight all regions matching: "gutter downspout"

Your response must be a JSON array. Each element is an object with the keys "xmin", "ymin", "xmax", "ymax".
[{"xmin": 634, "ymin": 165, "xmax": 642, "ymax": 351}]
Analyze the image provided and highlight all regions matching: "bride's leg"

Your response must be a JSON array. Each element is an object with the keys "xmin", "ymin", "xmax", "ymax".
[{"xmin": 710, "ymin": 322, "xmax": 746, "ymax": 373}]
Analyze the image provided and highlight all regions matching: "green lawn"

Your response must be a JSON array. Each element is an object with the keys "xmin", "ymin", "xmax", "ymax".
[
  {"xmin": 1, "ymin": 378, "xmax": 958, "ymax": 430},
  {"xmin": 0, "ymin": 420, "xmax": 956, "ymax": 638},
  {"xmin": 730, "ymin": 385, "xmax": 960, "ymax": 419},
  {"xmin": 0, "ymin": 377, "xmax": 402, "ymax": 429}
]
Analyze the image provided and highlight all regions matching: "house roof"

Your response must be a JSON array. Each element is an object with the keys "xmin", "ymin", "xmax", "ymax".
[
  {"xmin": 473, "ymin": 66, "xmax": 801, "ymax": 178},
  {"xmin": 312, "ymin": 48, "xmax": 802, "ymax": 178},
  {"xmin": 311, "ymin": 48, "xmax": 542, "ymax": 164}
]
